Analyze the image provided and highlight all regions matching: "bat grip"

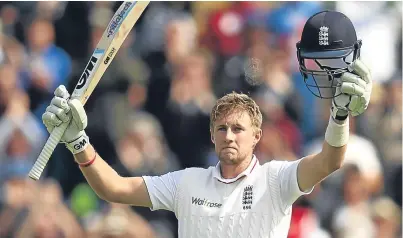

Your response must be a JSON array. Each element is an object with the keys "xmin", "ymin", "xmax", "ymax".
[{"xmin": 28, "ymin": 123, "xmax": 69, "ymax": 180}]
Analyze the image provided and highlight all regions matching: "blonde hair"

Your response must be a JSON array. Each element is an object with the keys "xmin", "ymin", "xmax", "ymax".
[{"xmin": 210, "ymin": 92, "xmax": 262, "ymax": 131}]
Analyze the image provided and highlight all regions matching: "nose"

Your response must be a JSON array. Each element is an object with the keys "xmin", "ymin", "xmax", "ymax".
[{"xmin": 224, "ymin": 128, "xmax": 235, "ymax": 143}]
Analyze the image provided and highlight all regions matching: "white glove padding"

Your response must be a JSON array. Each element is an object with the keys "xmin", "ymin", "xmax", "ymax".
[
  {"xmin": 331, "ymin": 59, "xmax": 372, "ymax": 120},
  {"xmin": 42, "ymin": 85, "xmax": 89, "ymax": 154}
]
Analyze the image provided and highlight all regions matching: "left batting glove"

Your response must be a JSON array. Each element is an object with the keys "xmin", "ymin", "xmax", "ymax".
[{"xmin": 331, "ymin": 59, "xmax": 372, "ymax": 120}]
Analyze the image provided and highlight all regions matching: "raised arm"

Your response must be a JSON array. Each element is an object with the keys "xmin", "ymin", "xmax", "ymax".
[
  {"xmin": 297, "ymin": 120, "xmax": 348, "ymax": 191},
  {"xmin": 74, "ymin": 145, "xmax": 152, "ymax": 207},
  {"xmin": 42, "ymin": 86, "xmax": 152, "ymax": 207},
  {"xmin": 297, "ymin": 60, "xmax": 372, "ymax": 191}
]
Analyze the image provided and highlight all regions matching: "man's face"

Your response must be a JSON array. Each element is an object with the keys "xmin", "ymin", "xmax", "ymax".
[
  {"xmin": 211, "ymin": 110, "xmax": 261, "ymax": 165},
  {"xmin": 28, "ymin": 20, "xmax": 54, "ymax": 50}
]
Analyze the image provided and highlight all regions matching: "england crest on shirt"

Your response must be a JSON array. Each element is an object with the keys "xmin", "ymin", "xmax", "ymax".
[{"xmin": 242, "ymin": 185, "xmax": 253, "ymax": 210}]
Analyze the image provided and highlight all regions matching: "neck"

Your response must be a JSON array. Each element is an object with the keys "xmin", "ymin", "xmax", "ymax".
[
  {"xmin": 220, "ymin": 155, "xmax": 253, "ymax": 179},
  {"xmin": 31, "ymin": 43, "xmax": 51, "ymax": 54}
]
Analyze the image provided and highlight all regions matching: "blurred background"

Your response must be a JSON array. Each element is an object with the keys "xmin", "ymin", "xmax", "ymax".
[{"xmin": 0, "ymin": 1, "xmax": 401, "ymax": 238}]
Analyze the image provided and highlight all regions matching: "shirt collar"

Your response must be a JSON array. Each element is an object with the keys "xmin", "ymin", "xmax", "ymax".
[{"xmin": 213, "ymin": 155, "xmax": 258, "ymax": 184}]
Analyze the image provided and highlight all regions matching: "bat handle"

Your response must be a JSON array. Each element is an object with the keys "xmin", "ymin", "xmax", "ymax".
[{"xmin": 28, "ymin": 123, "xmax": 69, "ymax": 180}]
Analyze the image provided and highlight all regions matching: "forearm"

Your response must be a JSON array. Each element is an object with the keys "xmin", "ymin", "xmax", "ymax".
[
  {"xmin": 298, "ymin": 142, "xmax": 347, "ymax": 191},
  {"xmin": 320, "ymin": 141, "xmax": 347, "ymax": 173},
  {"xmin": 297, "ymin": 116, "xmax": 349, "ymax": 191},
  {"xmin": 0, "ymin": 116, "xmax": 16, "ymax": 157},
  {"xmin": 74, "ymin": 144, "xmax": 126, "ymax": 202}
]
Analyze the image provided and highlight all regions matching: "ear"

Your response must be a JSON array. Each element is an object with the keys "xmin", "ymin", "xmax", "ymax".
[
  {"xmin": 253, "ymin": 128, "xmax": 262, "ymax": 146},
  {"xmin": 210, "ymin": 129, "xmax": 215, "ymax": 144}
]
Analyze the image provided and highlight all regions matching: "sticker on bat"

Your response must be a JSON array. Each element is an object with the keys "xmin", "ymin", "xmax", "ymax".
[
  {"xmin": 104, "ymin": 47, "xmax": 116, "ymax": 65},
  {"xmin": 107, "ymin": 2, "xmax": 134, "ymax": 38},
  {"xmin": 75, "ymin": 50, "xmax": 104, "ymax": 90}
]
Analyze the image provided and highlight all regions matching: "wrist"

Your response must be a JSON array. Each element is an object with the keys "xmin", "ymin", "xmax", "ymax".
[
  {"xmin": 325, "ymin": 115, "xmax": 349, "ymax": 147},
  {"xmin": 76, "ymin": 151, "xmax": 97, "ymax": 168},
  {"xmin": 74, "ymin": 144, "xmax": 95, "ymax": 163}
]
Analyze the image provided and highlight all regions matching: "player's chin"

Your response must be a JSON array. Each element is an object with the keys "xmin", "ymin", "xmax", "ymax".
[{"xmin": 219, "ymin": 151, "xmax": 238, "ymax": 164}]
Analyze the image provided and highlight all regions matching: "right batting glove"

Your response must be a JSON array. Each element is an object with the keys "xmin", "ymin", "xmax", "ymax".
[{"xmin": 42, "ymin": 85, "xmax": 90, "ymax": 154}]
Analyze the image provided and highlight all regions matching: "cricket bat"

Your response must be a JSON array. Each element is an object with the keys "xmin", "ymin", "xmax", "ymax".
[{"xmin": 28, "ymin": 1, "xmax": 150, "ymax": 180}]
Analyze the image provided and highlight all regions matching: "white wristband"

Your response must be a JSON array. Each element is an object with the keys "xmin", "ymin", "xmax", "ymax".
[
  {"xmin": 66, "ymin": 132, "xmax": 90, "ymax": 154},
  {"xmin": 325, "ymin": 116, "xmax": 349, "ymax": 147}
]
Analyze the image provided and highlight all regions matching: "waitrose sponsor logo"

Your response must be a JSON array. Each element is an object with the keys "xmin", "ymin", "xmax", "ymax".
[{"xmin": 192, "ymin": 197, "xmax": 222, "ymax": 208}]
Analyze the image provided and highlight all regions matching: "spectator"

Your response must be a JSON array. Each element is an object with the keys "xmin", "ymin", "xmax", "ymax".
[
  {"xmin": 162, "ymin": 49, "xmax": 216, "ymax": 168},
  {"xmin": 371, "ymin": 196, "xmax": 401, "ymax": 238},
  {"xmin": 86, "ymin": 203, "xmax": 156, "ymax": 238},
  {"xmin": 113, "ymin": 112, "xmax": 180, "ymax": 238},
  {"xmin": 0, "ymin": 89, "xmax": 46, "ymax": 164},
  {"xmin": 23, "ymin": 17, "xmax": 71, "ymax": 113},
  {"xmin": 15, "ymin": 179, "xmax": 85, "ymax": 238},
  {"xmin": 0, "ymin": 64, "xmax": 19, "ymax": 116},
  {"xmin": 331, "ymin": 164, "xmax": 376, "ymax": 238},
  {"xmin": 304, "ymin": 115, "xmax": 384, "ymax": 195}
]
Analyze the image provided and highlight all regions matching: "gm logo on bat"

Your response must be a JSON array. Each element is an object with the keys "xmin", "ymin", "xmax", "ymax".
[
  {"xmin": 107, "ymin": 2, "xmax": 133, "ymax": 38},
  {"xmin": 75, "ymin": 50, "xmax": 104, "ymax": 90},
  {"xmin": 104, "ymin": 47, "xmax": 116, "ymax": 64}
]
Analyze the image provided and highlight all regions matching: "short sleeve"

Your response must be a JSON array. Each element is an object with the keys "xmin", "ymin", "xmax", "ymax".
[
  {"xmin": 142, "ymin": 170, "xmax": 185, "ymax": 212},
  {"xmin": 268, "ymin": 159, "xmax": 314, "ymax": 213}
]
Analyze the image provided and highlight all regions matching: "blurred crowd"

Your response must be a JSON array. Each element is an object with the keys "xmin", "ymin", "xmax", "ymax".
[{"xmin": 0, "ymin": 1, "xmax": 401, "ymax": 238}]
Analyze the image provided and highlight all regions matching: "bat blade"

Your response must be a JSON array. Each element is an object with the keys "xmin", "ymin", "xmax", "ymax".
[
  {"xmin": 28, "ymin": 1, "xmax": 150, "ymax": 181},
  {"xmin": 72, "ymin": 1, "xmax": 149, "ymax": 105}
]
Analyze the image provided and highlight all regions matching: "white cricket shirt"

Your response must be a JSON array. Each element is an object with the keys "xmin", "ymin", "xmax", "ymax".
[{"xmin": 143, "ymin": 155, "xmax": 313, "ymax": 238}]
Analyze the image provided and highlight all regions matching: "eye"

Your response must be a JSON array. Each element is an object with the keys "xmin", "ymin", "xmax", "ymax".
[
  {"xmin": 217, "ymin": 127, "xmax": 226, "ymax": 131},
  {"xmin": 234, "ymin": 127, "xmax": 243, "ymax": 132}
]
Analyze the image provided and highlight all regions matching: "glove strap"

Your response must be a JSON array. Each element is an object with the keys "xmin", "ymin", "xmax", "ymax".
[{"xmin": 66, "ymin": 132, "xmax": 90, "ymax": 154}]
